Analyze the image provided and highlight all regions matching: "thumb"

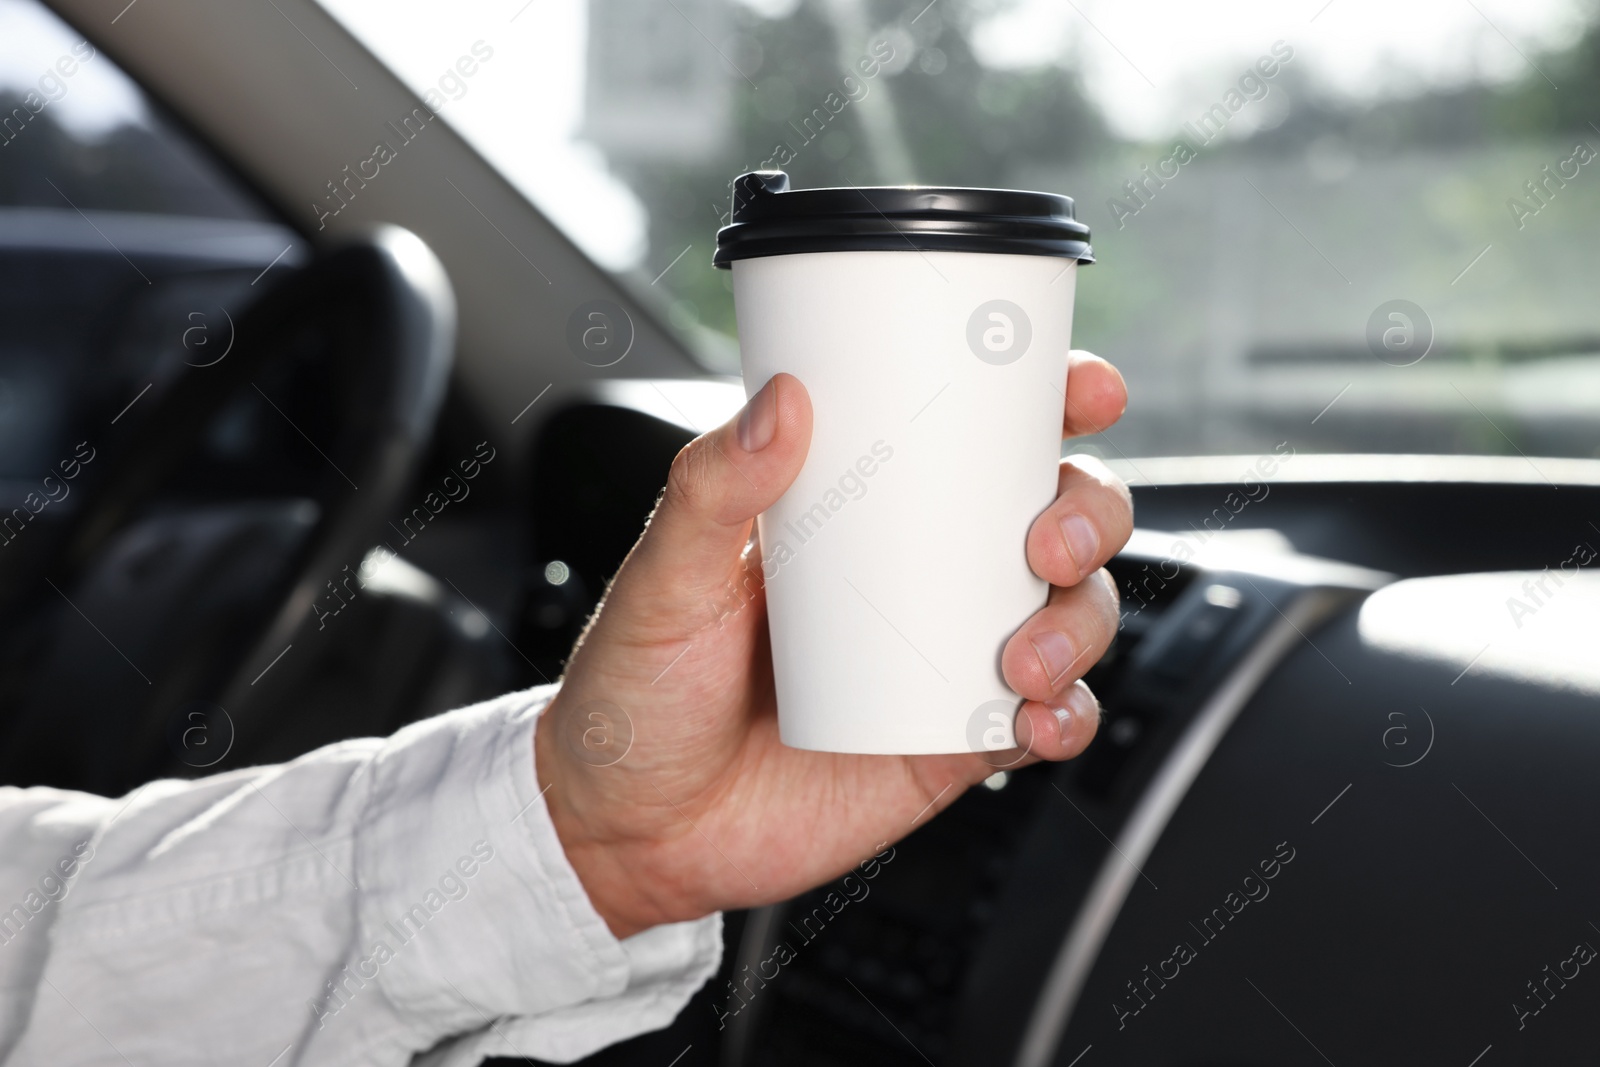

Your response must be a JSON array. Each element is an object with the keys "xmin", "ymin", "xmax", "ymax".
[{"xmin": 610, "ymin": 373, "xmax": 812, "ymax": 626}]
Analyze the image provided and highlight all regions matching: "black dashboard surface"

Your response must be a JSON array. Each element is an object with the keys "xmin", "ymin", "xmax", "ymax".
[
  {"xmin": 1030, "ymin": 570, "xmax": 1600, "ymax": 1066},
  {"xmin": 1116, "ymin": 454, "xmax": 1600, "ymax": 580},
  {"xmin": 507, "ymin": 395, "xmax": 1600, "ymax": 1067}
]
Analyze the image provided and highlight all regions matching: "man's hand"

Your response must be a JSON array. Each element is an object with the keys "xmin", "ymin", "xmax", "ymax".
[{"xmin": 534, "ymin": 351, "xmax": 1132, "ymax": 938}]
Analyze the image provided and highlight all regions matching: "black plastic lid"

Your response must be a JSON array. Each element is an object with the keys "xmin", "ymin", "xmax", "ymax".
[{"xmin": 712, "ymin": 170, "xmax": 1093, "ymax": 269}]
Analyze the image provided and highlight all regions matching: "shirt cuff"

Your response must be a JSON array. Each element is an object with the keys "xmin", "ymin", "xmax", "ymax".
[{"xmin": 353, "ymin": 683, "xmax": 723, "ymax": 1063}]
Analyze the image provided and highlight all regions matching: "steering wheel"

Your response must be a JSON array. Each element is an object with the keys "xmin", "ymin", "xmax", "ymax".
[{"xmin": 0, "ymin": 225, "xmax": 455, "ymax": 793}]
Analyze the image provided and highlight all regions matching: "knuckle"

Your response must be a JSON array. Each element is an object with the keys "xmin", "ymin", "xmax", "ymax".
[
  {"xmin": 1089, "ymin": 569, "xmax": 1121, "ymax": 635},
  {"xmin": 1062, "ymin": 452, "xmax": 1116, "ymax": 485},
  {"xmin": 1087, "ymin": 464, "xmax": 1135, "ymax": 524},
  {"xmin": 1097, "ymin": 567, "xmax": 1122, "ymax": 607},
  {"xmin": 1061, "ymin": 458, "xmax": 1135, "ymax": 532},
  {"xmin": 1109, "ymin": 475, "xmax": 1135, "ymax": 523},
  {"xmin": 665, "ymin": 437, "xmax": 724, "ymax": 516},
  {"xmin": 1091, "ymin": 487, "xmax": 1135, "ymax": 558},
  {"xmin": 1050, "ymin": 597, "xmax": 1109, "ymax": 661}
]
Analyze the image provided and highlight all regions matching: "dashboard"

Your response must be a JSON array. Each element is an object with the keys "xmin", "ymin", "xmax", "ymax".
[{"xmin": 518, "ymin": 390, "xmax": 1600, "ymax": 1067}]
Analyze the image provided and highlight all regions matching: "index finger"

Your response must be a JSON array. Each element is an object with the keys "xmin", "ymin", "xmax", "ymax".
[{"xmin": 1063, "ymin": 350, "xmax": 1127, "ymax": 439}]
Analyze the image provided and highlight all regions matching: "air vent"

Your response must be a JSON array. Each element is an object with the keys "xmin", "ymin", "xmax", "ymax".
[{"xmin": 732, "ymin": 765, "xmax": 1053, "ymax": 1066}]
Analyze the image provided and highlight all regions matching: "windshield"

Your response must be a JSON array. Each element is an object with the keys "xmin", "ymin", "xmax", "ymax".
[{"xmin": 317, "ymin": 0, "xmax": 1600, "ymax": 461}]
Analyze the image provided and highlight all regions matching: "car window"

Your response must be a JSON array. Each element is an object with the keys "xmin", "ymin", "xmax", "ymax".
[
  {"xmin": 0, "ymin": 0, "xmax": 269, "ymax": 219},
  {"xmin": 0, "ymin": 0, "xmax": 301, "ymax": 490},
  {"xmin": 318, "ymin": 0, "xmax": 1599, "ymax": 461}
]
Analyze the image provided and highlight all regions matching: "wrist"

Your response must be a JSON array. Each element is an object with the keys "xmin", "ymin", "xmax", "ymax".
[{"xmin": 533, "ymin": 699, "xmax": 676, "ymax": 940}]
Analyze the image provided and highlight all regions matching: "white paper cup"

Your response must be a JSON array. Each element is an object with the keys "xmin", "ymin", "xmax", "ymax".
[{"xmin": 714, "ymin": 172, "xmax": 1093, "ymax": 755}]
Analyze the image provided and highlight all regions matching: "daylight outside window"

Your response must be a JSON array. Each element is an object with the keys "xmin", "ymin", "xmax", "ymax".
[{"xmin": 313, "ymin": 0, "xmax": 1600, "ymax": 465}]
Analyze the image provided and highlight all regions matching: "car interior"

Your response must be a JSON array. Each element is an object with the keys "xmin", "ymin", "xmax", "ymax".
[{"xmin": 3, "ymin": 0, "xmax": 1598, "ymax": 1064}]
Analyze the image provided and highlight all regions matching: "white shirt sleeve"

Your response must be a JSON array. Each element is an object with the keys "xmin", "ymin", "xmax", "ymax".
[{"xmin": 0, "ymin": 684, "xmax": 723, "ymax": 1066}]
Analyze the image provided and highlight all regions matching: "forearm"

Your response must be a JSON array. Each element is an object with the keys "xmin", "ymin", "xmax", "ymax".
[{"xmin": 0, "ymin": 685, "xmax": 720, "ymax": 1066}]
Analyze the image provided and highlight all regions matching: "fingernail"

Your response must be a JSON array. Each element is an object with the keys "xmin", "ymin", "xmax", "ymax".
[
  {"xmin": 1030, "ymin": 630, "xmax": 1081, "ymax": 688},
  {"xmin": 1051, "ymin": 682, "xmax": 1100, "ymax": 747},
  {"xmin": 737, "ymin": 378, "xmax": 778, "ymax": 453},
  {"xmin": 1069, "ymin": 681, "xmax": 1101, "ymax": 734},
  {"xmin": 1059, "ymin": 513, "xmax": 1099, "ymax": 576}
]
